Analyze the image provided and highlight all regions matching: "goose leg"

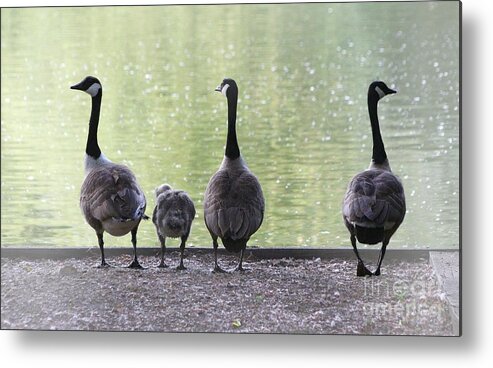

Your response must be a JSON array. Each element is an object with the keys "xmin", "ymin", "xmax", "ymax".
[
  {"xmin": 212, "ymin": 237, "xmax": 226, "ymax": 273},
  {"xmin": 350, "ymin": 234, "xmax": 372, "ymax": 277},
  {"xmin": 157, "ymin": 233, "xmax": 168, "ymax": 268},
  {"xmin": 176, "ymin": 235, "xmax": 187, "ymax": 270},
  {"xmin": 234, "ymin": 248, "xmax": 249, "ymax": 272},
  {"xmin": 128, "ymin": 227, "xmax": 144, "ymax": 269},
  {"xmin": 373, "ymin": 240, "xmax": 389, "ymax": 276},
  {"xmin": 96, "ymin": 232, "xmax": 110, "ymax": 268}
]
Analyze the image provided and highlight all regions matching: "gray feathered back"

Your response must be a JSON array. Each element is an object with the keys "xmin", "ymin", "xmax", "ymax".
[
  {"xmin": 80, "ymin": 164, "xmax": 146, "ymax": 232},
  {"xmin": 152, "ymin": 185, "xmax": 195, "ymax": 237},
  {"xmin": 343, "ymin": 169, "xmax": 405, "ymax": 229},
  {"xmin": 204, "ymin": 158, "xmax": 265, "ymax": 241}
]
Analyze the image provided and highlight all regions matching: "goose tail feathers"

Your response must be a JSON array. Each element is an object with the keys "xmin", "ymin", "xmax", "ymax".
[{"xmin": 355, "ymin": 225, "xmax": 384, "ymax": 245}]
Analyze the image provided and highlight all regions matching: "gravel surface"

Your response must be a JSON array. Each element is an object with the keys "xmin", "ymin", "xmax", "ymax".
[{"xmin": 1, "ymin": 251, "xmax": 453, "ymax": 335}]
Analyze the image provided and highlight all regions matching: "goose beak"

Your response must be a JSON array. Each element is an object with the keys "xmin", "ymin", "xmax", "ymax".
[
  {"xmin": 388, "ymin": 88, "xmax": 397, "ymax": 94},
  {"xmin": 214, "ymin": 84, "xmax": 222, "ymax": 92},
  {"xmin": 70, "ymin": 81, "xmax": 84, "ymax": 90}
]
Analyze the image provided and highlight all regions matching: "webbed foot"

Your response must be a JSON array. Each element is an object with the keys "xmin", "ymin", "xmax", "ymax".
[
  {"xmin": 213, "ymin": 265, "xmax": 227, "ymax": 273},
  {"xmin": 128, "ymin": 259, "xmax": 145, "ymax": 269},
  {"xmin": 356, "ymin": 261, "xmax": 372, "ymax": 277}
]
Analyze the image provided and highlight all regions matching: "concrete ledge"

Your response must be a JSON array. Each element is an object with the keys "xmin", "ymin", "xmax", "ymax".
[
  {"xmin": 429, "ymin": 251, "xmax": 461, "ymax": 336},
  {"xmin": 0, "ymin": 246, "xmax": 456, "ymax": 261}
]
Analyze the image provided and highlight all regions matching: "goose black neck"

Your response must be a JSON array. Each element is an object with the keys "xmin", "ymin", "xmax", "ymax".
[
  {"xmin": 86, "ymin": 92, "xmax": 102, "ymax": 159},
  {"xmin": 225, "ymin": 90, "xmax": 240, "ymax": 160},
  {"xmin": 368, "ymin": 94, "xmax": 387, "ymax": 164}
]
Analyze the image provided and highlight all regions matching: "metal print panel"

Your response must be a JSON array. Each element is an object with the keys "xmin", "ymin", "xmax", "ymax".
[{"xmin": 1, "ymin": 1, "xmax": 460, "ymax": 336}]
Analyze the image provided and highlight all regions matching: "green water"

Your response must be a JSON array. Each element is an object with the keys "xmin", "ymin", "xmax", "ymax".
[{"xmin": 1, "ymin": 3, "xmax": 460, "ymax": 249}]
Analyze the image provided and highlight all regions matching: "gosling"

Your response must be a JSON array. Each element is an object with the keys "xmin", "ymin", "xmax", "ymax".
[{"xmin": 152, "ymin": 184, "xmax": 195, "ymax": 269}]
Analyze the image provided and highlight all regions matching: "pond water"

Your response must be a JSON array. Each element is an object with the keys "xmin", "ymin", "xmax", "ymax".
[{"xmin": 1, "ymin": 2, "xmax": 460, "ymax": 249}]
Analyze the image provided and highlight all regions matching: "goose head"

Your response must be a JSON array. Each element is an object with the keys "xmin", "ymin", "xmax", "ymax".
[
  {"xmin": 71, "ymin": 76, "xmax": 102, "ymax": 97},
  {"xmin": 215, "ymin": 78, "xmax": 238, "ymax": 98},
  {"xmin": 369, "ymin": 81, "xmax": 396, "ymax": 101},
  {"xmin": 155, "ymin": 184, "xmax": 172, "ymax": 198}
]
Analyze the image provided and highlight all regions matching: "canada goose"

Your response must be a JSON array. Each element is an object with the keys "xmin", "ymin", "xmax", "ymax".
[
  {"xmin": 152, "ymin": 184, "xmax": 195, "ymax": 270},
  {"xmin": 342, "ymin": 81, "xmax": 406, "ymax": 277},
  {"xmin": 203, "ymin": 78, "xmax": 265, "ymax": 272},
  {"xmin": 71, "ymin": 76, "xmax": 148, "ymax": 269}
]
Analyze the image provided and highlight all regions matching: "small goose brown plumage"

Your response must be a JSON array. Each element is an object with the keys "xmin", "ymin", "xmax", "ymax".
[
  {"xmin": 72, "ymin": 76, "xmax": 148, "ymax": 269},
  {"xmin": 204, "ymin": 78, "xmax": 265, "ymax": 273},
  {"xmin": 152, "ymin": 184, "xmax": 195, "ymax": 270},
  {"xmin": 342, "ymin": 81, "xmax": 406, "ymax": 277}
]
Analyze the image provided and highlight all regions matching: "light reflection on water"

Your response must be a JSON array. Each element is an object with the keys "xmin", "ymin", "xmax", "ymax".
[{"xmin": 1, "ymin": 3, "xmax": 459, "ymax": 248}]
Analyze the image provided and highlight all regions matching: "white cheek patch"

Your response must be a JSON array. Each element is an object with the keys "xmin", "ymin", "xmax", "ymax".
[
  {"xmin": 86, "ymin": 83, "xmax": 101, "ymax": 97},
  {"xmin": 221, "ymin": 84, "xmax": 230, "ymax": 97},
  {"xmin": 375, "ymin": 86, "xmax": 385, "ymax": 99}
]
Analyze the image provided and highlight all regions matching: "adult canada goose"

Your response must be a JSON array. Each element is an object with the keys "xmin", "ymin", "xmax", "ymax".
[
  {"xmin": 204, "ymin": 78, "xmax": 265, "ymax": 272},
  {"xmin": 342, "ymin": 81, "xmax": 406, "ymax": 277},
  {"xmin": 152, "ymin": 184, "xmax": 195, "ymax": 270},
  {"xmin": 71, "ymin": 76, "xmax": 148, "ymax": 269}
]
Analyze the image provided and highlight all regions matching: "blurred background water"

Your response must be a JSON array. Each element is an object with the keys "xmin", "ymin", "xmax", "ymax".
[{"xmin": 1, "ymin": 2, "xmax": 459, "ymax": 249}]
